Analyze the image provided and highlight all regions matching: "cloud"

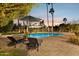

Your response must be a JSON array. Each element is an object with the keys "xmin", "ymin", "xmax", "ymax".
[
  {"xmin": 44, "ymin": 17, "xmax": 63, "ymax": 26},
  {"xmin": 71, "ymin": 19, "xmax": 79, "ymax": 24}
]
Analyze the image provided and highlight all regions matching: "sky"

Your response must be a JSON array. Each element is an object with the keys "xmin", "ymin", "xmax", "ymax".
[{"xmin": 29, "ymin": 3, "xmax": 79, "ymax": 26}]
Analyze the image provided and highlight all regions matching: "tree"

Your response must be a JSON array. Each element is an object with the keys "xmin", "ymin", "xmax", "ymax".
[
  {"xmin": 71, "ymin": 24, "xmax": 79, "ymax": 32},
  {"xmin": 53, "ymin": 26, "xmax": 59, "ymax": 32},
  {"xmin": 63, "ymin": 18, "xmax": 67, "ymax": 24},
  {"xmin": 0, "ymin": 20, "xmax": 13, "ymax": 32},
  {"xmin": 0, "ymin": 3, "xmax": 36, "ymax": 27},
  {"xmin": 49, "ymin": 3, "xmax": 54, "ymax": 32},
  {"xmin": 46, "ymin": 3, "xmax": 50, "ymax": 32}
]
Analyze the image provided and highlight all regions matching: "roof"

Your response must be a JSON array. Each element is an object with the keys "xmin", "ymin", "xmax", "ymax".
[{"xmin": 20, "ymin": 15, "xmax": 41, "ymax": 22}]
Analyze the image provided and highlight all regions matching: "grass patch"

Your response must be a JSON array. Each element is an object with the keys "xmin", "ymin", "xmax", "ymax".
[
  {"xmin": 9, "ymin": 49, "xmax": 28, "ymax": 56},
  {"xmin": 0, "ymin": 49, "xmax": 10, "ymax": 56},
  {"xmin": 0, "ymin": 48, "xmax": 28, "ymax": 56}
]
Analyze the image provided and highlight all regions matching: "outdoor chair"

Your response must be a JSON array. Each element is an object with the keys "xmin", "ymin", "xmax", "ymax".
[
  {"xmin": 7, "ymin": 36, "xmax": 42, "ymax": 51},
  {"xmin": 7, "ymin": 36, "xmax": 24, "ymax": 48},
  {"xmin": 26, "ymin": 38, "xmax": 40, "ymax": 51}
]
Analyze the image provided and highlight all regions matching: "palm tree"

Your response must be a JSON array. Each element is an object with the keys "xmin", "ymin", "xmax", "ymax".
[
  {"xmin": 46, "ymin": 3, "xmax": 50, "ymax": 32},
  {"xmin": 63, "ymin": 18, "xmax": 67, "ymax": 24},
  {"xmin": 49, "ymin": 3, "xmax": 54, "ymax": 33}
]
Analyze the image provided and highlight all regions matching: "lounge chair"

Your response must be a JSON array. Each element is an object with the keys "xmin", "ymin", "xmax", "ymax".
[
  {"xmin": 7, "ymin": 36, "xmax": 42, "ymax": 51},
  {"xmin": 25, "ymin": 38, "xmax": 40, "ymax": 51},
  {"xmin": 7, "ymin": 36, "xmax": 24, "ymax": 48}
]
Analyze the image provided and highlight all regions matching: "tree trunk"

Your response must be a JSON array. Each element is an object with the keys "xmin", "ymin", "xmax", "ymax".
[
  {"xmin": 46, "ymin": 4, "xmax": 49, "ymax": 32},
  {"xmin": 18, "ymin": 19, "xmax": 20, "ymax": 33}
]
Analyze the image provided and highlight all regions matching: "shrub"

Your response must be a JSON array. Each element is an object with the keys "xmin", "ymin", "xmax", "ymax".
[{"xmin": 69, "ymin": 35, "xmax": 79, "ymax": 45}]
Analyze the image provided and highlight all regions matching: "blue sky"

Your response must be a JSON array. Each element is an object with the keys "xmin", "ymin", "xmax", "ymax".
[{"xmin": 29, "ymin": 3, "xmax": 79, "ymax": 25}]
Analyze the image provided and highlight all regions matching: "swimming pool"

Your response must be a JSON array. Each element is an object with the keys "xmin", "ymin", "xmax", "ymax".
[{"xmin": 27, "ymin": 33, "xmax": 64, "ymax": 38}]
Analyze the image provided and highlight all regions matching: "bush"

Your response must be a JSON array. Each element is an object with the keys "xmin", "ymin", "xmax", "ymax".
[
  {"xmin": 69, "ymin": 36, "xmax": 79, "ymax": 45},
  {"xmin": 0, "ymin": 20, "xmax": 13, "ymax": 32}
]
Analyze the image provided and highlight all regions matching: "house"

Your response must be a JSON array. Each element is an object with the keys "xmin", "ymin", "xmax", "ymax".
[{"xmin": 14, "ymin": 15, "xmax": 45, "ymax": 28}]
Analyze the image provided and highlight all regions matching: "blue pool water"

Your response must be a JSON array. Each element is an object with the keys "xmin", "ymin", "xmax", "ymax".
[{"xmin": 27, "ymin": 33, "xmax": 64, "ymax": 38}]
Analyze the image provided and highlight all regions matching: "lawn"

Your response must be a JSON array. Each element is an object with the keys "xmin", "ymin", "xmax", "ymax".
[{"xmin": 0, "ymin": 48, "xmax": 28, "ymax": 56}]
